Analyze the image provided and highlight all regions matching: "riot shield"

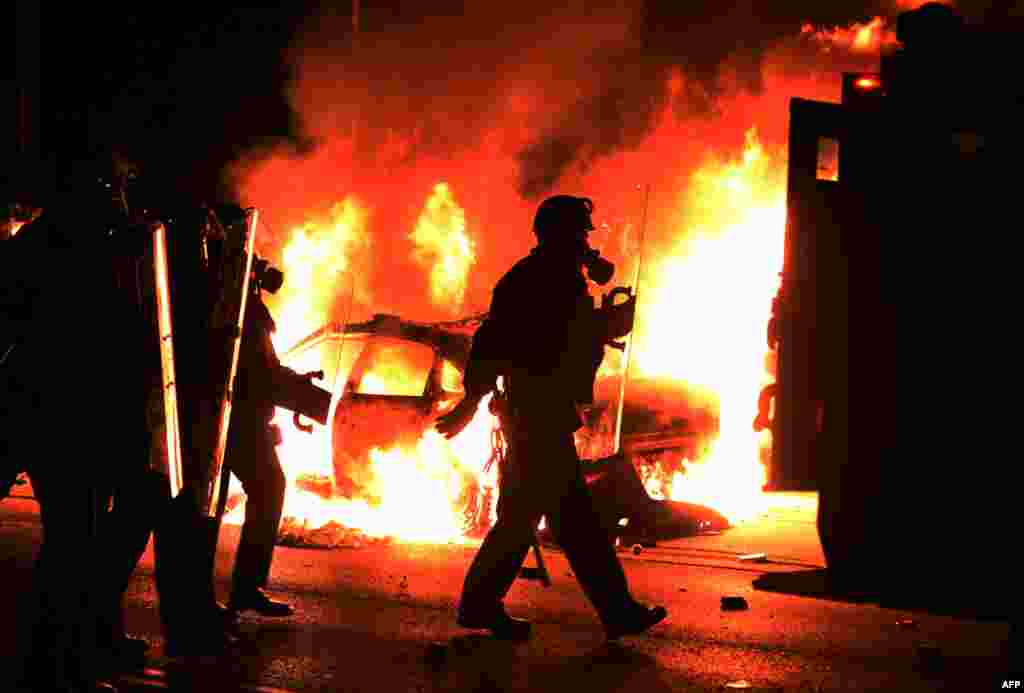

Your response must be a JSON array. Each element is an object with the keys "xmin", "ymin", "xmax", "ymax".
[
  {"xmin": 150, "ymin": 222, "xmax": 185, "ymax": 497},
  {"xmin": 199, "ymin": 208, "xmax": 258, "ymax": 518}
]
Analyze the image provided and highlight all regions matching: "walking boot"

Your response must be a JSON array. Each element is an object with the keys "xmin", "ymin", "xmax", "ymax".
[
  {"xmin": 456, "ymin": 602, "xmax": 532, "ymax": 641},
  {"xmin": 164, "ymin": 603, "xmax": 239, "ymax": 657},
  {"xmin": 229, "ymin": 588, "xmax": 294, "ymax": 617},
  {"xmin": 604, "ymin": 602, "xmax": 667, "ymax": 640}
]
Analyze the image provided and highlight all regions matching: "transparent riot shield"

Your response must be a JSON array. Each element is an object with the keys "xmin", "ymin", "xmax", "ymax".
[
  {"xmin": 151, "ymin": 221, "xmax": 185, "ymax": 497},
  {"xmin": 199, "ymin": 208, "xmax": 258, "ymax": 518}
]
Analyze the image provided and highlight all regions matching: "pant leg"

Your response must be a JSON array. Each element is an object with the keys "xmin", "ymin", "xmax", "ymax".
[
  {"xmin": 95, "ymin": 467, "xmax": 165, "ymax": 646},
  {"xmin": 153, "ymin": 483, "xmax": 223, "ymax": 642},
  {"xmin": 21, "ymin": 458, "xmax": 104, "ymax": 690},
  {"xmin": 544, "ymin": 439, "xmax": 635, "ymax": 625},
  {"xmin": 458, "ymin": 482, "xmax": 544, "ymax": 614},
  {"xmin": 227, "ymin": 430, "xmax": 286, "ymax": 595},
  {"xmin": 459, "ymin": 424, "xmax": 565, "ymax": 613}
]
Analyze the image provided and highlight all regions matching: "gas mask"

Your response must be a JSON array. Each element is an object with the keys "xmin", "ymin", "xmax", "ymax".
[
  {"xmin": 582, "ymin": 247, "xmax": 615, "ymax": 286},
  {"xmin": 253, "ymin": 257, "xmax": 284, "ymax": 294}
]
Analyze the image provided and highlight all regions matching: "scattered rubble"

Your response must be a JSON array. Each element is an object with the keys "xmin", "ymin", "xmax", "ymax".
[{"xmin": 277, "ymin": 518, "xmax": 394, "ymax": 549}]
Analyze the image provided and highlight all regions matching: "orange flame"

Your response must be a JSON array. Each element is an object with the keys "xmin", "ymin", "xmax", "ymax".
[
  {"xmin": 230, "ymin": 32, "xmax": 841, "ymax": 540},
  {"xmin": 267, "ymin": 197, "xmax": 371, "ymax": 353},
  {"xmin": 801, "ymin": 16, "xmax": 900, "ymax": 54},
  {"xmin": 226, "ymin": 394, "xmax": 498, "ymax": 544},
  {"xmin": 632, "ymin": 129, "xmax": 784, "ymax": 523},
  {"xmin": 410, "ymin": 182, "xmax": 475, "ymax": 313},
  {"xmin": 225, "ymin": 186, "xmax": 496, "ymax": 543},
  {"xmin": 894, "ymin": 0, "xmax": 952, "ymax": 9},
  {"xmin": 236, "ymin": 129, "xmax": 789, "ymax": 535}
]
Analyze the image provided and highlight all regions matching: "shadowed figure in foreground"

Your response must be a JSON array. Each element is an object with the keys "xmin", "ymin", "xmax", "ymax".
[
  {"xmin": 436, "ymin": 195, "xmax": 666, "ymax": 641},
  {"xmin": 2, "ymin": 152, "xmax": 162, "ymax": 692},
  {"xmin": 224, "ymin": 259, "xmax": 328, "ymax": 619}
]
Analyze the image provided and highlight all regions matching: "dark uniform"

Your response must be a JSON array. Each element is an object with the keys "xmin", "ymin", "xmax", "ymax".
[
  {"xmin": 438, "ymin": 195, "xmax": 666, "ymax": 641},
  {"xmin": 80, "ymin": 202, "xmax": 239, "ymax": 663},
  {"xmin": 4, "ymin": 188, "xmax": 149, "ymax": 692},
  {"xmin": 224, "ymin": 293, "xmax": 293, "ymax": 616}
]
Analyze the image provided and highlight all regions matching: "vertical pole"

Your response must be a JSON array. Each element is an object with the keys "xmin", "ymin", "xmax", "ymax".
[
  {"xmin": 612, "ymin": 184, "xmax": 649, "ymax": 454},
  {"xmin": 14, "ymin": 0, "xmax": 40, "ymax": 161},
  {"xmin": 11, "ymin": 1, "xmax": 40, "ymax": 233},
  {"xmin": 351, "ymin": 0, "xmax": 360, "ymax": 149}
]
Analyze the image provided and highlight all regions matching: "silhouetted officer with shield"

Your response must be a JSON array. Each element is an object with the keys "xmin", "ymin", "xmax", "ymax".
[
  {"xmin": 225, "ymin": 260, "xmax": 330, "ymax": 617},
  {"xmin": 4, "ymin": 151, "xmax": 151, "ymax": 692}
]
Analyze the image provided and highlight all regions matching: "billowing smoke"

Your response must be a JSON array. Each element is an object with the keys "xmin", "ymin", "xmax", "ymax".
[
  {"xmin": 248, "ymin": 0, "xmax": 898, "ymax": 201},
  {"xmin": 511, "ymin": 0, "xmax": 1022, "ymax": 197},
  {"xmin": 227, "ymin": 0, "xmax": 1011, "ymax": 323},
  {"xmin": 509, "ymin": 0, "xmax": 900, "ymax": 199}
]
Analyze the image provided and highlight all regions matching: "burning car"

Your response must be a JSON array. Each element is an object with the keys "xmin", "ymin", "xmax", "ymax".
[
  {"xmin": 278, "ymin": 313, "xmax": 476, "ymax": 496},
  {"xmin": 269, "ymin": 312, "xmax": 729, "ymax": 544}
]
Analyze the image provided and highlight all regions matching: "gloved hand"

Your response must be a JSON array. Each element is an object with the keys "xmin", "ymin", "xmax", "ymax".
[
  {"xmin": 435, "ymin": 395, "xmax": 482, "ymax": 439},
  {"xmin": 599, "ymin": 289, "xmax": 636, "ymax": 341}
]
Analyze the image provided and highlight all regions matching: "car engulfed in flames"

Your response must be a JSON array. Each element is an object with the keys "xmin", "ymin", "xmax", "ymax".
[{"xmin": 246, "ymin": 311, "xmax": 728, "ymax": 547}]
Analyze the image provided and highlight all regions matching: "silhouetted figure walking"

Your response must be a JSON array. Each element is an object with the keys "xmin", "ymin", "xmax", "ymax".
[
  {"xmin": 436, "ymin": 195, "xmax": 666, "ymax": 641},
  {"xmin": 226, "ymin": 271, "xmax": 299, "ymax": 618}
]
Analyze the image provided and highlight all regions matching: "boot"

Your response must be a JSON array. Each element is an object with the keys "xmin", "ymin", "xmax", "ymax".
[
  {"xmin": 604, "ymin": 602, "xmax": 667, "ymax": 640},
  {"xmin": 456, "ymin": 602, "xmax": 532, "ymax": 641}
]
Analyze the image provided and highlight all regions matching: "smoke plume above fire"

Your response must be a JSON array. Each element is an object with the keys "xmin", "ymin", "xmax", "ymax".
[{"xmin": 230, "ymin": 0, "xmax": 987, "ymax": 321}]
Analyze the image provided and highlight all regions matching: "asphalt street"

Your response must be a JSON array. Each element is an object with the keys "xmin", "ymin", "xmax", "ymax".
[{"xmin": 1, "ymin": 490, "xmax": 1016, "ymax": 692}]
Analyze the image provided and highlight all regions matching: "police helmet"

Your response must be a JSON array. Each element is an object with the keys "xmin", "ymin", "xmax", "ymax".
[{"xmin": 532, "ymin": 195, "xmax": 596, "ymax": 243}]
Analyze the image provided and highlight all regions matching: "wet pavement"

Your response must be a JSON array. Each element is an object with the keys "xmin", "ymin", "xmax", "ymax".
[{"xmin": 1, "ymin": 490, "xmax": 1016, "ymax": 692}]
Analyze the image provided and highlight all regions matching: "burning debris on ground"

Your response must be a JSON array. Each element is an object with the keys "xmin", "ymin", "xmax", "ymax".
[{"xmin": 277, "ymin": 518, "xmax": 394, "ymax": 550}]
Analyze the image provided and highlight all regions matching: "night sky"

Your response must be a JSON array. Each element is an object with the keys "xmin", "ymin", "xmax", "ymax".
[{"xmin": 31, "ymin": 6, "xmax": 309, "ymax": 201}]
